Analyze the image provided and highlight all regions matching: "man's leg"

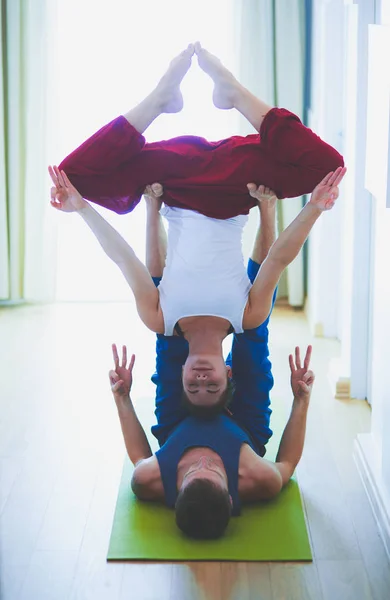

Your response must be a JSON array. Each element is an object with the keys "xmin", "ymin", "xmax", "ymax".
[
  {"xmin": 145, "ymin": 195, "xmax": 189, "ymax": 446},
  {"xmin": 226, "ymin": 193, "xmax": 277, "ymax": 455}
]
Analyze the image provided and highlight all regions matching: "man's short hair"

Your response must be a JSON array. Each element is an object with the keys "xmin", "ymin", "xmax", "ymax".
[
  {"xmin": 181, "ymin": 377, "xmax": 236, "ymax": 419},
  {"xmin": 175, "ymin": 478, "xmax": 232, "ymax": 539}
]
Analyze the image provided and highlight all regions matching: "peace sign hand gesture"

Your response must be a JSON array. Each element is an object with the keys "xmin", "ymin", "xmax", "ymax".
[
  {"xmin": 48, "ymin": 165, "xmax": 86, "ymax": 212},
  {"xmin": 289, "ymin": 345, "xmax": 315, "ymax": 404},
  {"xmin": 109, "ymin": 344, "xmax": 135, "ymax": 402},
  {"xmin": 308, "ymin": 166, "xmax": 347, "ymax": 212}
]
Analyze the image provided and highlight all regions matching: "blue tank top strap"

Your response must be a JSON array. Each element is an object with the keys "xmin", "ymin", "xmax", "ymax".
[
  {"xmin": 174, "ymin": 322, "xmax": 184, "ymax": 337},
  {"xmin": 156, "ymin": 414, "xmax": 256, "ymax": 515}
]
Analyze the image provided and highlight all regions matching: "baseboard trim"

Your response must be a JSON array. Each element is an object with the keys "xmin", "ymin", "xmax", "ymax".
[
  {"xmin": 335, "ymin": 377, "xmax": 351, "ymax": 400},
  {"xmin": 328, "ymin": 356, "xmax": 352, "ymax": 401},
  {"xmin": 354, "ymin": 433, "xmax": 390, "ymax": 560}
]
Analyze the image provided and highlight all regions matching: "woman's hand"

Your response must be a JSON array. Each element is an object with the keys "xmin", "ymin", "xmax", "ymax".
[
  {"xmin": 109, "ymin": 343, "xmax": 135, "ymax": 401},
  {"xmin": 308, "ymin": 166, "xmax": 347, "ymax": 212},
  {"xmin": 289, "ymin": 345, "xmax": 315, "ymax": 404},
  {"xmin": 49, "ymin": 165, "xmax": 86, "ymax": 212}
]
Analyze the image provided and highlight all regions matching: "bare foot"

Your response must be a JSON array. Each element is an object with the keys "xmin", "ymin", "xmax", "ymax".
[
  {"xmin": 155, "ymin": 44, "xmax": 194, "ymax": 113},
  {"xmin": 194, "ymin": 41, "xmax": 238, "ymax": 109}
]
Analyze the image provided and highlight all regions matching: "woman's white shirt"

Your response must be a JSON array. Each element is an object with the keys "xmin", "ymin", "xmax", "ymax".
[{"xmin": 158, "ymin": 207, "xmax": 251, "ymax": 336}]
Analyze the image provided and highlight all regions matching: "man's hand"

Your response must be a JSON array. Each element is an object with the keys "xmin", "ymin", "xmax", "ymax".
[
  {"xmin": 289, "ymin": 345, "xmax": 315, "ymax": 404},
  {"xmin": 308, "ymin": 166, "xmax": 347, "ymax": 212},
  {"xmin": 48, "ymin": 165, "xmax": 86, "ymax": 212},
  {"xmin": 144, "ymin": 183, "xmax": 164, "ymax": 212},
  {"xmin": 109, "ymin": 344, "xmax": 135, "ymax": 401},
  {"xmin": 108, "ymin": 344, "xmax": 153, "ymax": 465},
  {"xmin": 247, "ymin": 183, "xmax": 277, "ymax": 209}
]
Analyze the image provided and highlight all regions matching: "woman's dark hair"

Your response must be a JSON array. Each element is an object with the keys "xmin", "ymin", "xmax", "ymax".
[
  {"xmin": 181, "ymin": 377, "xmax": 236, "ymax": 419},
  {"xmin": 175, "ymin": 478, "xmax": 232, "ymax": 539}
]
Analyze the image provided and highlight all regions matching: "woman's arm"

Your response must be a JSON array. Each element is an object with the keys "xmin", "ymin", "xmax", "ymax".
[
  {"xmin": 243, "ymin": 167, "xmax": 346, "ymax": 329},
  {"xmin": 77, "ymin": 202, "xmax": 162, "ymax": 330},
  {"xmin": 49, "ymin": 166, "xmax": 164, "ymax": 333},
  {"xmin": 244, "ymin": 202, "xmax": 322, "ymax": 327}
]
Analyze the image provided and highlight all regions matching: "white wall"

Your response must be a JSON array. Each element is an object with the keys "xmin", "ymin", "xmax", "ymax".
[
  {"xmin": 363, "ymin": 8, "xmax": 390, "ymax": 531},
  {"xmin": 308, "ymin": 0, "xmax": 376, "ymax": 401},
  {"xmin": 336, "ymin": 1, "xmax": 358, "ymax": 388},
  {"xmin": 309, "ymin": 0, "xmax": 390, "ymax": 554}
]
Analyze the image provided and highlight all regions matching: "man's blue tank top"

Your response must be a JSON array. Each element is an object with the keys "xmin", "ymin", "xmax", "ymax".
[{"xmin": 155, "ymin": 414, "xmax": 256, "ymax": 516}]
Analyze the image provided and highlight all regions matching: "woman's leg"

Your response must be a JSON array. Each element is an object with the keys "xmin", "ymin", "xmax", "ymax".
[
  {"xmin": 195, "ymin": 42, "xmax": 344, "ymax": 196},
  {"xmin": 124, "ymin": 44, "xmax": 194, "ymax": 133},
  {"xmin": 194, "ymin": 42, "xmax": 273, "ymax": 132},
  {"xmin": 58, "ymin": 46, "xmax": 195, "ymax": 213}
]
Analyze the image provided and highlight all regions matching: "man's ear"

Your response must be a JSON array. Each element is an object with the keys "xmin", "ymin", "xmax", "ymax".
[
  {"xmin": 229, "ymin": 494, "xmax": 233, "ymax": 506},
  {"xmin": 226, "ymin": 365, "xmax": 232, "ymax": 378}
]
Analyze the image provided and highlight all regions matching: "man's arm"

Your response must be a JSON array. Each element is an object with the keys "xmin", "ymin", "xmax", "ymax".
[
  {"xmin": 243, "ymin": 168, "xmax": 346, "ymax": 329},
  {"xmin": 238, "ymin": 346, "xmax": 315, "ymax": 502},
  {"xmin": 109, "ymin": 345, "xmax": 165, "ymax": 500},
  {"xmin": 247, "ymin": 184, "xmax": 277, "ymax": 264},
  {"xmin": 115, "ymin": 396, "xmax": 153, "ymax": 465},
  {"xmin": 144, "ymin": 184, "xmax": 167, "ymax": 278},
  {"xmin": 227, "ymin": 186, "xmax": 277, "ymax": 453},
  {"xmin": 144, "ymin": 184, "xmax": 190, "ymax": 447},
  {"xmin": 109, "ymin": 344, "xmax": 152, "ymax": 465},
  {"xmin": 274, "ymin": 346, "xmax": 315, "ymax": 485}
]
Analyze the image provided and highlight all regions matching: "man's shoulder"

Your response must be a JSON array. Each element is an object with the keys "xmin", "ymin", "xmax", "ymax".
[
  {"xmin": 238, "ymin": 444, "xmax": 283, "ymax": 501},
  {"xmin": 132, "ymin": 455, "xmax": 159, "ymax": 481},
  {"xmin": 132, "ymin": 456, "xmax": 165, "ymax": 501}
]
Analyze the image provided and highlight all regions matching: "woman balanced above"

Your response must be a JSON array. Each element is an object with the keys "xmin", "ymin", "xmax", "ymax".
[
  {"xmin": 49, "ymin": 42, "xmax": 345, "ymax": 410},
  {"xmin": 49, "ymin": 166, "xmax": 346, "ymax": 411}
]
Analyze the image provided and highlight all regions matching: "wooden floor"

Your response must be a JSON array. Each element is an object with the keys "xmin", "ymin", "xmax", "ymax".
[{"xmin": 0, "ymin": 302, "xmax": 389, "ymax": 600}]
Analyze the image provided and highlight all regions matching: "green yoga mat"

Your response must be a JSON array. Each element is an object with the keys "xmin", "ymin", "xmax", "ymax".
[{"xmin": 107, "ymin": 409, "xmax": 312, "ymax": 561}]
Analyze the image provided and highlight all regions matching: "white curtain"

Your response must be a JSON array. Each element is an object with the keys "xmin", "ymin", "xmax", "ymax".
[
  {"xmin": 0, "ymin": 0, "xmax": 58, "ymax": 302},
  {"xmin": 234, "ymin": 0, "xmax": 306, "ymax": 306}
]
